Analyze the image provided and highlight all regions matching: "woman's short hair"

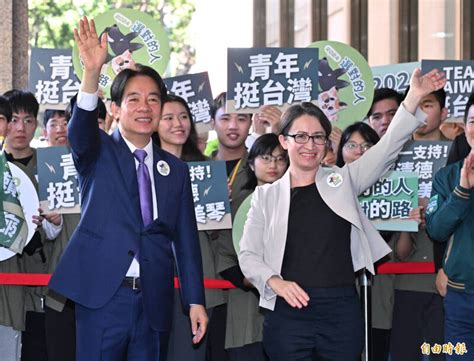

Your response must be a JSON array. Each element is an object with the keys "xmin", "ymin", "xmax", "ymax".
[
  {"xmin": 243, "ymin": 133, "xmax": 288, "ymax": 190},
  {"xmin": 153, "ymin": 94, "xmax": 206, "ymax": 162},
  {"xmin": 279, "ymin": 102, "xmax": 332, "ymax": 139},
  {"xmin": 336, "ymin": 122, "xmax": 380, "ymax": 167}
]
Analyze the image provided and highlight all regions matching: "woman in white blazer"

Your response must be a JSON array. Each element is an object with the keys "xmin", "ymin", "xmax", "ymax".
[{"xmin": 238, "ymin": 68, "xmax": 446, "ymax": 361}]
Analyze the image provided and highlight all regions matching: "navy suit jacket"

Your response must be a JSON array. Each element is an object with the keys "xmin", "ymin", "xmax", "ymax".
[{"xmin": 49, "ymin": 104, "xmax": 205, "ymax": 331}]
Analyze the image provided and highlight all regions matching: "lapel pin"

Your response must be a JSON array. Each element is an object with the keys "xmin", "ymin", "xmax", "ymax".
[
  {"xmin": 327, "ymin": 172, "xmax": 343, "ymax": 188},
  {"xmin": 157, "ymin": 160, "xmax": 170, "ymax": 176}
]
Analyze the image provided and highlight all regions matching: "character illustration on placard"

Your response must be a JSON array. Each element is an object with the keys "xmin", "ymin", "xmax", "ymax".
[
  {"xmin": 318, "ymin": 58, "xmax": 349, "ymax": 122},
  {"xmin": 100, "ymin": 25, "xmax": 142, "ymax": 75},
  {"xmin": 318, "ymin": 86, "xmax": 348, "ymax": 122},
  {"xmin": 111, "ymin": 50, "xmax": 136, "ymax": 74}
]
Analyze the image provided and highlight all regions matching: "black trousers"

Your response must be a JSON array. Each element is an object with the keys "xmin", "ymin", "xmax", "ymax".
[
  {"xmin": 206, "ymin": 304, "xmax": 229, "ymax": 361},
  {"xmin": 167, "ymin": 289, "xmax": 212, "ymax": 361},
  {"xmin": 45, "ymin": 300, "xmax": 76, "ymax": 361},
  {"xmin": 371, "ymin": 328, "xmax": 390, "ymax": 361},
  {"xmin": 263, "ymin": 286, "xmax": 364, "ymax": 361},
  {"xmin": 21, "ymin": 311, "xmax": 48, "ymax": 361},
  {"xmin": 227, "ymin": 342, "xmax": 268, "ymax": 361},
  {"xmin": 390, "ymin": 290, "xmax": 445, "ymax": 361}
]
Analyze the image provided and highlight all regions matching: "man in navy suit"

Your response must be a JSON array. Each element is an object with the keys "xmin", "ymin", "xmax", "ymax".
[{"xmin": 49, "ymin": 17, "xmax": 208, "ymax": 361}]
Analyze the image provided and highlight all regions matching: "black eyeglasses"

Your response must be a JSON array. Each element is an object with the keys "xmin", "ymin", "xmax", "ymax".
[
  {"xmin": 257, "ymin": 154, "xmax": 288, "ymax": 166},
  {"xmin": 343, "ymin": 142, "xmax": 373, "ymax": 153},
  {"xmin": 286, "ymin": 133, "xmax": 328, "ymax": 145}
]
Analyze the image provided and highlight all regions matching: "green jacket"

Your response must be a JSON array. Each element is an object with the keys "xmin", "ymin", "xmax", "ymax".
[
  {"xmin": 426, "ymin": 160, "xmax": 474, "ymax": 294},
  {"xmin": 198, "ymin": 230, "xmax": 226, "ymax": 309},
  {"xmin": 215, "ymin": 153, "xmax": 265, "ymax": 349},
  {"xmin": 45, "ymin": 213, "xmax": 80, "ymax": 312},
  {"xmin": 0, "ymin": 149, "xmax": 47, "ymax": 330}
]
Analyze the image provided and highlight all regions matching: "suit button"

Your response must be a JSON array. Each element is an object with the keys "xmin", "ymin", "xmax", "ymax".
[{"xmin": 128, "ymin": 250, "xmax": 135, "ymax": 256}]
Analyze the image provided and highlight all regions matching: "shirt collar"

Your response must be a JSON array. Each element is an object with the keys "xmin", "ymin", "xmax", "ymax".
[{"xmin": 121, "ymin": 133, "xmax": 153, "ymax": 161}]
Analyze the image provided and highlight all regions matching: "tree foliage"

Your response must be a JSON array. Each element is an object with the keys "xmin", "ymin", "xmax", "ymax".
[{"xmin": 29, "ymin": 0, "xmax": 196, "ymax": 75}]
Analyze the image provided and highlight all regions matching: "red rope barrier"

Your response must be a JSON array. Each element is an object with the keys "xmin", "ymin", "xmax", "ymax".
[
  {"xmin": 0, "ymin": 262, "xmax": 435, "ymax": 287},
  {"xmin": 0, "ymin": 273, "xmax": 51, "ymax": 286},
  {"xmin": 376, "ymin": 261, "xmax": 435, "ymax": 275},
  {"xmin": 0, "ymin": 273, "xmax": 236, "ymax": 288}
]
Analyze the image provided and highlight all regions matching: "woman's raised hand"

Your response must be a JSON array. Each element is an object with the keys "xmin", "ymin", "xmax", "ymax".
[{"xmin": 404, "ymin": 68, "xmax": 447, "ymax": 114}]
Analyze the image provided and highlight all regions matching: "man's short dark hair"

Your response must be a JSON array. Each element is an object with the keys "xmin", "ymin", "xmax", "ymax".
[
  {"xmin": 65, "ymin": 96, "xmax": 106, "ymax": 123},
  {"xmin": 464, "ymin": 93, "xmax": 474, "ymax": 123},
  {"xmin": 403, "ymin": 86, "xmax": 447, "ymax": 110},
  {"xmin": 3, "ymin": 89, "xmax": 39, "ymax": 119},
  {"xmin": 211, "ymin": 92, "xmax": 226, "ymax": 119},
  {"xmin": 210, "ymin": 92, "xmax": 253, "ymax": 121},
  {"xmin": 110, "ymin": 64, "xmax": 167, "ymax": 106},
  {"xmin": 368, "ymin": 88, "xmax": 403, "ymax": 117},
  {"xmin": 431, "ymin": 88, "xmax": 447, "ymax": 110},
  {"xmin": 43, "ymin": 109, "xmax": 67, "ymax": 128},
  {"xmin": 97, "ymin": 98, "xmax": 107, "ymax": 120},
  {"xmin": 0, "ymin": 96, "xmax": 12, "ymax": 122}
]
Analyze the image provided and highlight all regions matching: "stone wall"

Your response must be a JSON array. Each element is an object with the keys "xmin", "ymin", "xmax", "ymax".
[{"xmin": 0, "ymin": 0, "xmax": 29, "ymax": 93}]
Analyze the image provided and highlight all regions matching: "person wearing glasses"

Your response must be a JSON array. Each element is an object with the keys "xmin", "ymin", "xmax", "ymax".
[
  {"xmin": 3, "ymin": 90, "xmax": 52, "ymax": 361},
  {"xmin": 238, "ymin": 68, "xmax": 446, "ymax": 361},
  {"xmin": 335, "ymin": 122, "xmax": 379, "ymax": 167},
  {"xmin": 216, "ymin": 134, "xmax": 288, "ymax": 360},
  {"xmin": 243, "ymin": 133, "xmax": 288, "ymax": 189}
]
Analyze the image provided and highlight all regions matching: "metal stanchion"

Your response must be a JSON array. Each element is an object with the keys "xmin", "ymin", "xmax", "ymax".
[{"xmin": 358, "ymin": 269, "xmax": 373, "ymax": 361}]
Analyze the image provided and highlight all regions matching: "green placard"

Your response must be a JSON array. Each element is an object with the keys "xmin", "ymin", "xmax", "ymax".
[
  {"xmin": 232, "ymin": 193, "xmax": 253, "ymax": 254},
  {"xmin": 72, "ymin": 9, "xmax": 170, "ymax": 98},
  {"xmin": 308, "ymin": 40, "xmax": 374, "ymax": 130},
  {"xmin": 358, "ymin": 171, "xmax": 419, "ymax": 232}
]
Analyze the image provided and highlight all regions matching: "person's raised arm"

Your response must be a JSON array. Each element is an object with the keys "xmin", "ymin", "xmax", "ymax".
[
  {"xmin": 257, "ymin": 105, "xmax": 283, "ymax": 134},
  {"xmin": 403, "ymin": 68, "xmax": 446, "ymax": 115},
  {"xmin": 348, "ymin": 69, "xmax": 446, "ymax": 194},
  {"xmin": 69, "ymin": 17, "xmax": 109, "ymax": 172},
  {"xmin": 74, "ymin": 17, "xmax": 108, "ymax": 94}
]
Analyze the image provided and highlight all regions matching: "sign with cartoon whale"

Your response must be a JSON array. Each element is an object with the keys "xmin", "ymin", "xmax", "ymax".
[
  {"xmin": 307, "ymin": 41, "xmax": 374, "ymax": 130},
  {"xmin": 72, "ymin": 8, "xmax": 170, "ymax": 98}
]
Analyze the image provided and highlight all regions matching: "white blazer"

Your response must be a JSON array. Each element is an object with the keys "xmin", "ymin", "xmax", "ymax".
[{"xmin": 238, "ymin": 104, "xmax": 427, "ymax": 311}]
